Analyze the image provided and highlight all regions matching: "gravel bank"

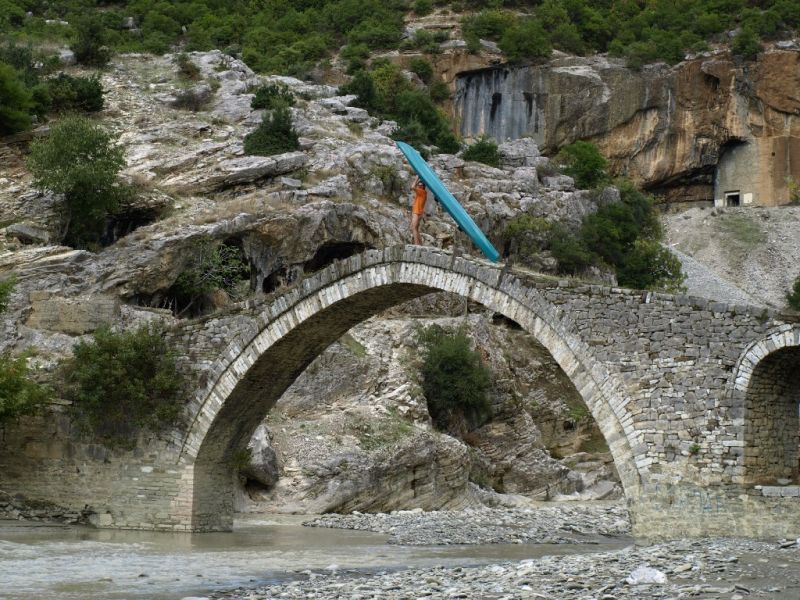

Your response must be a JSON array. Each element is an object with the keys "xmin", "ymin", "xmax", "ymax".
[
  {"xmin": 210, "ymin": 506, "xmax": 800, "ymax": 599},
  {"xmin": 304, "ymin": 504, "xmax": 630, "ymax": 545},
  {"xmin": 213, "ymin": 537, "xmax": 800, "ymax": 599}
]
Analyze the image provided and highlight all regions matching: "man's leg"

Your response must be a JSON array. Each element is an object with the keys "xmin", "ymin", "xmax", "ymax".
[{"xmin": 411, "ymin": 212, "xmax": 422, "ymax": 245}]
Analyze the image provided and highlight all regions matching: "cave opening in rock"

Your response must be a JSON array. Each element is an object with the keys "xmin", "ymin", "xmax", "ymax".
[
  {"xmin": 743, "ymin": 346, "xmax": 800, "ymax": 485},
  {"xmin": 303, "ymin": 240, "xmax": 369, "ymax": 273},
  {"xmin": 133, "ymin": 237, "xmax": 251, "ymax": 317},
  {"xmin": 101, "ymin": 205, "xmax": 164, "ymax": 246}
]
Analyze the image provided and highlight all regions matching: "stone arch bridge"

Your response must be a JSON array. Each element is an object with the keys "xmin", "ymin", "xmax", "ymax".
[{"xmin": 3, "ymin": 246, "xmax": 800, "ymax": 539}]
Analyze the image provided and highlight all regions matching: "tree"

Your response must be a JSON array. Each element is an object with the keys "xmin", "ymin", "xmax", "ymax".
[
  {"xmin": 0, "ymin": 62, "xmax": 32, "ymax": 135},
  {"xmin": 499, "ymin": 20, "xmax": 552, "ymax": 64},
  {"xmin": 732, "ymin": 27, "xmax": 760, "ymax": 61},
  {"xmin": 172, "ymin": 237, "xmax": 248, "ymax": 316},
  {"xmin": 418, "ymin": 325, "xmax": 492, "ymax": 437},
  {"xmin": 243, "ymin": 105, "xmax": 300, "ymax": 156},
  {"xmin": 62, "ymin": 325, "xmax": 186, "ymax": 449},
  {"xmin": 72, "ymin": 13, "xmax": 112, "ymax": 67},
  {"xmin": 556, "ymin": 140, "xmax": 608, "ymax": 189},
  {"xmin": 27, "ymin": 116, "xmax": 126, "ymax": 247}
]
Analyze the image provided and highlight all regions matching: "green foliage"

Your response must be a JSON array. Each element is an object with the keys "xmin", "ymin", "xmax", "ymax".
[
  {"xmin": 340, "ymin": 62, "xmax": 459, "ymax": 154},
  {"xmin": 41, "ymin": 73, "xmax": 104, "ymax": 113},
  {"xmin": 0, "ymin": 275, "xmax": 49, "ymax": 426},
  {"xmin": 0, "ymin": 275, "xmax": 14, "ymax": 313},
  {"xmin": 172, "ymin": 237, "xmax": 249, "ymax": 315},
  {"xmin": 499, "ymin": 20, "xmax": 552, "ymax": 64},
  {"xmin": 414, "ymin": 0, "xmax": 433, "ymax": 16},
  {"xmin": 580, "ymin": 181, "xmax": 684, "ymax": 290},
  {"xmin": 787, "ymin": 276, "xmax": 800, "ymax": 311},
  {"xmin": 732, "ymin": 27, "xmax": 761, "ymax": 60},
  {"xmin": 62, "ymin": 325, "xmax": 186, "ymax": 449},
  {"xmin": 429, "ymin": 80, "xmax": 449, "ymax": 103},
  {"xmin": 548, "ymin": 223, "xmax": 595, "ymax": 275},
  {"xmin": 71, "ymin": 12, "xmax": 111, "ymax": 67},
  {"xmin": 556, "ymin": 141, "xmax": 608, "ymax": 189},
  {"xmin": 505, "ymin": 215, "xmax": 552, "ymax": 264},
  {"xmin": 250, "ymin": 82, "xmax": 295, "ymax": 110},
  {"xmin": 0, "ymin": 61, "xmax": 32, "ymax": 134},
  {"xmin": 542, "ymin": 179, "xmax": 684, "ymax": 291},
  {"xmin": 243, "ymin": 105, "xmax": 300, "ymax": 156},
  {"xmin": 461, "ymin": 9, "xmax": 515, "ymax": 43},
  {"xmin": 409, "ymin": 57, "xmax": 434, "ymax": 84},
  {"xmin": 417, "ymin": 324, "xmax": 492, "ymax": 437},
  {"xmin": 1, "ymin": 0, "xmax": 794, "ymax": 74},
  {"xmin": 27, "ymin": 115, "xmax": 126, "ymax": 247},
  {"xmin": 176, "ymin": 53, "xmax": 201, "ymax": 80},
  {"xmin": 0, "ymin": 351, "xmax": 50, "ymax": 426},
  {"xmin": 462, "ymin": 136, "xmax": 500, "ymax": 167}
]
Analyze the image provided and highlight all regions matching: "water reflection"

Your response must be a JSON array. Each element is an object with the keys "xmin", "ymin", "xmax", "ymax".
[{"xmin": 0, "ymin": 515, "xmax": 631, "ymax": 600}]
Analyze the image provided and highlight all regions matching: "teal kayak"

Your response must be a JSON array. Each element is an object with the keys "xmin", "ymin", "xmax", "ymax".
[{"xmin": 396, "ymin": 141, "xmax": 500, "ymax": 262}]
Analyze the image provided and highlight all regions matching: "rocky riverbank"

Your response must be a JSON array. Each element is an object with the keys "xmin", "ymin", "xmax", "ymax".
[
  {"xmin": 304, "ymin": 504, "xmax": 630, "ymax": 546},
  {"xmin": 211, "ymin": 505, "xmax": 800, "ymax": 599}
]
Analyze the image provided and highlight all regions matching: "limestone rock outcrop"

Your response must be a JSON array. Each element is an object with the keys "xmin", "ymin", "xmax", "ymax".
[{"xmin": 455, "ymin": 48, "xmax": 800, "ymax": 207}]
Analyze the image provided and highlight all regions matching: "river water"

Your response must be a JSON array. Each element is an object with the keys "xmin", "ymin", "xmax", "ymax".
[{"xmin": 0, "ymin": 515, "xmax": 631, "ymax": 600}]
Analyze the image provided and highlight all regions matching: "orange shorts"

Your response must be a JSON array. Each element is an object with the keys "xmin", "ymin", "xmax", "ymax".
[{"xmin": 412, "ymin": 186, "xmax": 427, "ymax": 215}]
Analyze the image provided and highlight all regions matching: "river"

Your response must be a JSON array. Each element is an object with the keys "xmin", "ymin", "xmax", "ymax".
[{"xmin": 0, "ymin": 514, "xmax": 631, "ymax": 600}]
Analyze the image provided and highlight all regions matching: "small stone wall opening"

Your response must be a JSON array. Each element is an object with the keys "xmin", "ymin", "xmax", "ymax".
[
  {"xmin": 744, "ymin": 346, "xmax": 800, "ymax": 485},
  {"xmin": 725, "ymin": 191, "xmax": 741, "ymax": 207}
]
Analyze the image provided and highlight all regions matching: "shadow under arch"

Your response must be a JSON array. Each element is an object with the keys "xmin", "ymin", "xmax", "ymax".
[
  {"xmin": 731, "ymin": 326, "xmax": 800, "ymax": 485},
  {"xmin": 180, "ymin": 248, "xmax": 643, "ymax": 530}
]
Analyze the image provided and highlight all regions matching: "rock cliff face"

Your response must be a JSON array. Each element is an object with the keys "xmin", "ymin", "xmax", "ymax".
[{"xmin": 454, "ymin": 47, "xmax": 800, "ymax": 207}]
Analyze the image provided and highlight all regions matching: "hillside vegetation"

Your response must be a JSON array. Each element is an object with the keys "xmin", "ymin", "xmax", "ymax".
[{"xmin": 1, "ymin": 0, "xmax": 797, "ymax": 78}]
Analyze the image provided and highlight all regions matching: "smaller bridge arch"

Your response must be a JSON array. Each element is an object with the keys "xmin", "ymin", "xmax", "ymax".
[
  {"xmin": 732, "ymin": 326, "xmax": 800, "ymax": 485},
  {"xmin": 179, "ymin": 246, "xmax": 643, "ymax": 530}
]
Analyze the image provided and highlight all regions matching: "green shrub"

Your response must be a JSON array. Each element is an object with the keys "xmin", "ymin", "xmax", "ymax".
[
  {"xmin": 71, "ymin": 12, "xmax": 112, "ymax": 67},
  {"xmin": 463, "ymin": 137, "xmax": 499, "ymax": 167},
  {"xmin": 499, "ymin": 20, "xmax": 552, "ymax": 64},
  {"xmin": 429, "ymin": 80, "xmax": 449, "ymax": 103},
  {"xmin": 250, "ymin": 82, "xmax": 295, "ymax": 110},
  {"xmin": 788, "ymin": 276, "xmax": 800, "ymax": 311},
  {"xmin": 243, "ymin": 105, "xmax": 300, "ymax": 156},
  {"xmin": 0, "ymin": 62, "xmax": 32, "ymax": 135},
  {"xmin": 43, "ymin": 73, "xmax": 104, "ymax": 113},
  {"xmin": 172, "ymin": 237, "xmax": 249, "ymax": 316},
  {"xmin": 549, "ymin": 223, "xmax": 595, "ymax": 275},
  {"xmin": 418, "ymin": 324, "xmax": 492, "ymax": 437},
  {"xmin": 0, "ymin": 275, "xmax": 13, "ymax": 313},
  {"xmin": 176, "ymin": 53, "xmax": 201, "ymax": 80},
  {"xmin": 617, "ymin": 238, "xmax": 686, "ymax": 293},
  {"xmin": 62, "ymin": 325, "xmax": 186, "ymax": 449},
  {"xmin": 461, "ymin": 9, "xmax": 515, "ymax": 42},
  {"xmin": 27, "ymin": 115, "xmax": 127, "ymax": 248},
  {"xmin": 409, "ymin": 57, "xmax": 433, "ymax": 84},
  {"xmin": 505, "ymin": 215, "xmax": 551, "ymax": 262},
  {"xmin": 0, "ymin": 351, "xmax": 50, "ymax": 426},
  {"xmin": 556, "ymin": 141, "xmax": 608, "ymax": 189},
  {"xmin": 414, "ymin": 0, "xmax": 433, "ymax": 16},
  {"xmin": 732, "ymin": 27, "xmax": 761, "ymax": 61}
]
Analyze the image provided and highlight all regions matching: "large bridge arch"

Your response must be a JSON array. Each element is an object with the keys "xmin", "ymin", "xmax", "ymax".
[{"xmin": 179, "ymin": 247, "xmax": 643, "ymax": 530}]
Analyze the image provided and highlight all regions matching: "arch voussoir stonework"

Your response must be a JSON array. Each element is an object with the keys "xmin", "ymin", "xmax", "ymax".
[{"xmin": 178, "ymin": 246, "xmax": 645, "ymax": 529}]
